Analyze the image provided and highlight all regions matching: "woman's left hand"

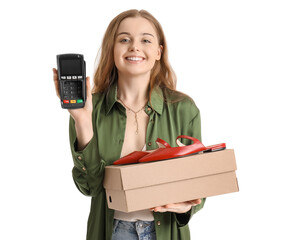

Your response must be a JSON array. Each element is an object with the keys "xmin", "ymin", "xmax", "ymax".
[{"xmin": 150, "ymin": 199, "xmax": 201, "ymax": 214}]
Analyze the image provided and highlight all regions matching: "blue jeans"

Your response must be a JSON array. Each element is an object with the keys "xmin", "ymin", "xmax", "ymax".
[{"xmin": 112, "ymin": 219, "xmax": 156, "ymax": 240}]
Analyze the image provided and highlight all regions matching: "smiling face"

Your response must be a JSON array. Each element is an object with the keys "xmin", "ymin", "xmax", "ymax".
[{"xmin": 114, "ymin": 17, "xmax": 162, "ymax": 79}]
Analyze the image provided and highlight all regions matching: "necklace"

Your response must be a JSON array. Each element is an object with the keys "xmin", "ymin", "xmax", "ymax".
[{"xmin": 118, "ymin": 98, "xmax": 147, "ymax": 135}]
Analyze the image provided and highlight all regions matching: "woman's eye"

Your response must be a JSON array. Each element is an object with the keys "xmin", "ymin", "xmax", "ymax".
[
  {"xmin": 143, "ymin": 39, "xmax": 151, "ymax": 43},
  {"xmin": 120, "ymin": 38, "xmax": 130, "ymax": 43}
]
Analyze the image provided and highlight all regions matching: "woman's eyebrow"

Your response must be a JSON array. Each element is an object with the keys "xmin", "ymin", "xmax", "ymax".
[
  {"xmin": 116, "ymin": 32, "xmax": 130, "ymax": 36},
  {"xmin": 116, "ymin": 32, "xmax": 155, "ymax": 38},
  {"xmin": 143, "ymin": 33, "xmax": 155, "ymax": 38}
]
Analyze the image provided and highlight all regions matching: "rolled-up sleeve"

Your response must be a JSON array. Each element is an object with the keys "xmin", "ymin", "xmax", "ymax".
[
  {"xmin": 174, "ymin": 105, "xmax": 206, "ymax": 227},
  {"xmin": 69, "ymin": 116, "xmax": 105, "ymax": 197}
]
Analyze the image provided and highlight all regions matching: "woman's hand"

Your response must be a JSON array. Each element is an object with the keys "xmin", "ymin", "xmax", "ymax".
[
  {"xmin": 52, "ymin": 68, "xmax": 93, "ymax": 121},
  {"xmin": 150, "ymin": 199, "xmax": 201, "ymax": 214},
  {"xmin": 53, "ymin": 68, "xmax": 93, "ymax": 150}
]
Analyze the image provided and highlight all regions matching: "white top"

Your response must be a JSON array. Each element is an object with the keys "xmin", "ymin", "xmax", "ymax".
[{"xmin": 114, "ymin": 209, "xmax": 154, "ymax": 222}]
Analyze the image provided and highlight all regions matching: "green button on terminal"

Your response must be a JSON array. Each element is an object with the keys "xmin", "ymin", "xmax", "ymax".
[{"xmin": 77, "ymin": 99, "xmax": 84, "ymax": 103}]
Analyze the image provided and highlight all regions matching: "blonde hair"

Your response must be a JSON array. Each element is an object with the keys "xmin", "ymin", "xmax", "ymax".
[{"xmin": 92, "ymin": 9, "xmax": 177, "ymax": 100}]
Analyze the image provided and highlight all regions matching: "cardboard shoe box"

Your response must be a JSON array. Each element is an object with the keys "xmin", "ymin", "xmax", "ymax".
[{"xmin": 103, "ymin": 149, "xmax": 239, "ymax": 213}]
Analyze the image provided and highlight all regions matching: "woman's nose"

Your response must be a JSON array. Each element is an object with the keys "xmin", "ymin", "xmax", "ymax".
[{"xmin": 129, "ymin": 40, "xmax": 140, "ymax": 52}]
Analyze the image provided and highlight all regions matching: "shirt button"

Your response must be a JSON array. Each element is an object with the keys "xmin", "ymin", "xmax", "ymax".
[
  {"xmin": 82, "ymin": 167, "xmax": 86, "ymax": 171},
  {"xmin": 157, "ymin": 221, "xmax": 161, "ymax": 226},
  {"xmin": 148, "ymin": 142, "xmax": 152, "ymax": 146},
  {"xmin": 77, "ymin": 156, "xmax": 82, "ymax": 160},
  {"xmin": 147, "ymin": 107, "xmax": 151, "ymax": 111}
]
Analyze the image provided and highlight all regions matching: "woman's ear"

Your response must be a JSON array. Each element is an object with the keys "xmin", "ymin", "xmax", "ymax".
[{"xmin": 156, "ymin": 45, "xmax": 163, "ymax": 60}]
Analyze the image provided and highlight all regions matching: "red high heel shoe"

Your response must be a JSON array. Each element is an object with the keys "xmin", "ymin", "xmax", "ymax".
[
  {"xmin": 138, "ymin": 135, "xmax": 226, "ymax": 163},
  {"xmin": 175, "ymin": 136, "xmax": 226, "ymax": 152},
  {"xmin": 113, "ymin": 138, "xmax": 171, "ymax": 165}
]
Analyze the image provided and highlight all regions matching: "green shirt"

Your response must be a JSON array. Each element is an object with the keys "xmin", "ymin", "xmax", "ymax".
[{"xmin": 69, "ymin": 82, "xmax": 206, "ymax": 240}]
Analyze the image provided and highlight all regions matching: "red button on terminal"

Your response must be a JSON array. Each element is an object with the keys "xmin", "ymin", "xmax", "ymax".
[{"xmin": 63, "ymin": 100, "xmax": 69, "ymax": 104}]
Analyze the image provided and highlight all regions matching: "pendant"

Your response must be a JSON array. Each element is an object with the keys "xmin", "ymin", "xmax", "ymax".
[{"xmin": 134, "ymin": 113, "xmax": 138, "ymax": 134}]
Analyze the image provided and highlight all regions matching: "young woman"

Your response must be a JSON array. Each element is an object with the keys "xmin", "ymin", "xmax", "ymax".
[{"xmin": 53, "ymin": 9, "xmax": 205, "ymax": 240}]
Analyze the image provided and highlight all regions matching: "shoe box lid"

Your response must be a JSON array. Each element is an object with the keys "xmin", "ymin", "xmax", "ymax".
[{"xmin": 103, "ymin": 149, "xmax": 237, "ymax": 191}]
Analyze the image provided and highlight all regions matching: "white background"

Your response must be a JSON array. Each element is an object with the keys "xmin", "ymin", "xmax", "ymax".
[{"xmin": 1, "ymin": 0, "xmax": 290, "ymax": 239}]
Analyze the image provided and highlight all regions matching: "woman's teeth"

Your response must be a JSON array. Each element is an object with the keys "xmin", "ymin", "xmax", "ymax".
[{"xmin": 126, "ymin": 57, "xmax": 144, "ymax": 61}]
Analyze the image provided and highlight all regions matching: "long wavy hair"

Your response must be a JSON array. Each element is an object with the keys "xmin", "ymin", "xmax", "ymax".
[{"xmin": 92, "ymin": 9, "xmax": 178, "ymax": 101}]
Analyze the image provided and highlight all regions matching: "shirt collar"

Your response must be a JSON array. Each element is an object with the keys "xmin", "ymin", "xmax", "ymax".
[{"xmin": 105, "ymin": 81, "xmax": 164, "ymax": 115}]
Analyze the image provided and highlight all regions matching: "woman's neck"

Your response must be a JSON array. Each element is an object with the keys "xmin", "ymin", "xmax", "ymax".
[{"xmin": 117, "ymin": 73, "xmax": 150, "ymax": 110}]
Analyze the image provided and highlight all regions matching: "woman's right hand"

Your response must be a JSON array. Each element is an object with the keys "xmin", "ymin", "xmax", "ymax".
[
  {"xmin": 52, "ymin": 68, "xmax": 93, "ymax": 121},
  {"xmin": 53, "ymin": 68, "xmax": 93, "ymax": 150}
]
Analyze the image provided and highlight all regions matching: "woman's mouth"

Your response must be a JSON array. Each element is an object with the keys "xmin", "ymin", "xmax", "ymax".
[{"xmin": 125, "ymin": 56, "xmax": 145, "ymax": 63}]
